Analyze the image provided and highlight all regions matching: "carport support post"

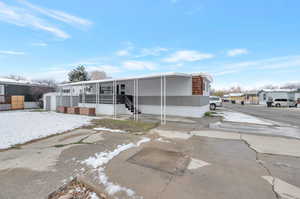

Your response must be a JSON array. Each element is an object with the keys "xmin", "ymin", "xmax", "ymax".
[
  {"xmin": 114, "ymin": 80, "xmax": 117, "ymax": 119},
  {"xmin": 133, "ymin": 79, "xmax": 136, "ymax": 121},
  {"xmin": 60, "ymin": 87, "xmax": 62, "ymax": 107},
  {"xmin": 112, "ymin": 80, "xmax": 115, "ymax": 119},
  {"xmin": 161, "ymin": 75, "xmax": 163, "ymax": 124},
  {"xmin": 164, "ymin": 75, "xmax": 166, "ymax": 125},
  {"xmin": 137, "ymin": 79, "xmax": 139, "ymax": 121},
  {"xmin": 82, "ymin": 83, "xmax": 85, "ymax": 104},
  {"xmin": 160, "ymin": 75, "xmax": 167, "ymax": 125},
  {"xmin": 70, "ymin": 87, "xmax": 73, "ymax": 107},
  {"xmin": 97, "ymin": 83, "xmax": 99, "ymax": 104}
]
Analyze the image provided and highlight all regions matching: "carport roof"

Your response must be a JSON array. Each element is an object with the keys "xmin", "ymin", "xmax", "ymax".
[{"xmin": 59, "ymin": 72, "xmax": 212, "ymax": 87}]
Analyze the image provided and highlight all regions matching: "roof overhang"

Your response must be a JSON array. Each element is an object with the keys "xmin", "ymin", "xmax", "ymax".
[{"xmin": 59, "ymin": 72, "xmax": 211, "ymax": 87}]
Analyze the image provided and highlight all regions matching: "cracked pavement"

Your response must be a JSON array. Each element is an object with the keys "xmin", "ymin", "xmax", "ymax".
[{"xmin": 0, "ymin": 113, "xmax": 300, "ymax": 199}]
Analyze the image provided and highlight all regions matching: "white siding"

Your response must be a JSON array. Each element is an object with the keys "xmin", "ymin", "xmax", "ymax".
[
  {"xmin": 139, "ymin": 104, "xmax": 209, "ymax": 118},
  {"xmin": 24, "ymin": 102, "xmax": 39, "ymax": 109},
  {"xmin": 137, "ymin": 76, "xmax": 192, "ymax": 96},
  {"xmin": 78, "ymin": 103, "xmax": 131, "ymax": 115}
]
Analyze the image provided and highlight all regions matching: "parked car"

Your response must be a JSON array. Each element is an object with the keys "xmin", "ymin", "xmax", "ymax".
[
  {"xmin": 273, "ymin": 98, "xmax": 297, "ymax": 107},
  {"xmin": 209, "ymin": 96, "xmax": 222, "ymax": 110}
]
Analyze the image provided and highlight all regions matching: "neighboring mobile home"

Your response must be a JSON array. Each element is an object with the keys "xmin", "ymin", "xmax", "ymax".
[
  {"xmin": 228, "ymin": 93, "xmax": 245, "ymax": 104},
  {"xmin": 258, "ymin": 89, "xmax": 300, "ymax": 105},
  {"xmin": 244, "ymin": 91, "xmax": 259, "ymax": 104},
  {"xmin": 0, "ymin": 78, "xmax": 54, "ymax": 111},
  {"xmin": 44, "ymin": 72, "xmax": 212, "ymax": 121}
]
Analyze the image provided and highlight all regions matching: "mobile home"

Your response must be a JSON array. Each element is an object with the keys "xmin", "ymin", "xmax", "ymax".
[
  {"xmin": 258, "ymin": 89, "xmax": 300, "ymax": 105},
  {"xmin": 44, "ymin": 72, "xmax": 212, "ymax": 121}
]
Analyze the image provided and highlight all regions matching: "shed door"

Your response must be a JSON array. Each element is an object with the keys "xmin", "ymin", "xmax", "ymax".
[
  {"xmin": 46, "ymin": 96, "xmax": 51, "ymax": 111},
  {"xmin": 11, "ymin": 96, "xmax": 24, "ymax": 110}
]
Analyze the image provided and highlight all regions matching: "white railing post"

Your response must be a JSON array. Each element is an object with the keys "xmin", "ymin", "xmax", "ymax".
[
  {"xmin": 164, "ymin": 75, "xmax": 167, "ymax": 125},
  {"xmin": 160, "ymin": 75, "xmax": 163, "ymax": 124},
  {"xmin": 137, "ymin": 79, "xmax": 139, "ymax": 121}
]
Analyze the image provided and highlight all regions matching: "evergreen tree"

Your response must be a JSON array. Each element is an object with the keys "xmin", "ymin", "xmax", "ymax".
[{"xmin": 68, "ymin": 65, "xmax": 90, "ymax": 82}]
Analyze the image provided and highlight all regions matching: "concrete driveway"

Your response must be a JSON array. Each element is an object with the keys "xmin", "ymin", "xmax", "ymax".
[
  {"xmin": 223, "ymin": 103, "xmax": 300, "ymax": 128},
  {"xmin": 0, "ymin": 114, "xmax": 300, "ymax": 199}
]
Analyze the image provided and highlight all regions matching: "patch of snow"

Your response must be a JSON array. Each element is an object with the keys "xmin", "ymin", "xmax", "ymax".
[
  {"xmin": 0, "ymin": 111, "xmax": 95, "ymax": 149},
  {"xmin": 262, "ymin": 176, "xmax": 300, "ymax": 199},
  {"xmin": 89, "ymin": 192, "xmax": 100, "ymax": 199},
  {"xmin": 82, "ymin": 137, "xmax": 150, "ymax": 198},
  {"xmin": 218, "ymin": 111, "xmax": 273, "ymax": 125},
  {"xmin": 98, "ymin": 167, "xmax": 135, "ymax": 196},
  {"xmin": 94, "ymin": 127, "xmax": 127, "ymax": 134},
  {"xmin": 188, "ymin": 158, "xmax": 211, "ymax": 170},
  {"xmin": 156, "ymin": 138, "xmax": 171, "ymax": 143}
]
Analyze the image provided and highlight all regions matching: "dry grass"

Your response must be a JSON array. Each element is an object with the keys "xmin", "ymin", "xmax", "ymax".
[{"xmin": 89, "ymin": 118, "xmax": 158, "ymax": 133}]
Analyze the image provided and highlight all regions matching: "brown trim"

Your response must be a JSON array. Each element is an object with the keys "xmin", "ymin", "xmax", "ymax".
[{"xmin": 192, "ymin": 76, "xmax": 203, "ymax": 95}]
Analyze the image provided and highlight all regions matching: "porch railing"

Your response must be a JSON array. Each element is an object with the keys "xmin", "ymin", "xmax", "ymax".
[{"xmin": 79, "ymin": 94, "xmax": 125, "ymax": 104}]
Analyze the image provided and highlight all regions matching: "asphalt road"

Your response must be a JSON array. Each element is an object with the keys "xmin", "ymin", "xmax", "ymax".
[{"xmin": 223, "ymin": 103, "xmax": 300, "ymax": 128}]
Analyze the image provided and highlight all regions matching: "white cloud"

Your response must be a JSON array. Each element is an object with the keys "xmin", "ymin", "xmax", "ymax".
[
  {"xmin": 116, "ymin": 50, "xmax": 130, "ymax": 57},
  {"xmin": 214, "ymin": 70, "xmax": 239, "ymax": 76},
  {"xmin": 123, "ymin": 60, "xmax": 157, "ymax": 70},
  {"xmin": 163, "ymin": 50, "xmax": 214, "ymax": 63},
  {"xmin": 227, "ymin": 48, "xmax": 249, "ymax": 57},
  {"xmin": 0, "ymin": 1, "xmax": 70, "ymax": 39},
  {"xmin": 27, "ymin": 64, "xmax": 121, "ymax": 82},
  {"xmin": 0, "ymin": 50, "xmax": 25, "ymax": 55},
  {"xmin": 209, "ymin": 55, "xmax": 300, "ymax": 78},
  {"xmin": 136, "ymin": 47, "xmax": 168, "ymax": 58},
  {"xmin": 86, "ymin": 65, "xmax": 122, "ymax": 74},
  {"xmin": 0, "ymin": 1, "xmax": 92, "ymax": 39},
  {"xmin": 31, "ymin": 42, "xmax": 47, "ymax": 47},
  {"xmin": 18, "ymin": 0, "xmax": 92, "ymax": 27},
  {"xmin": 225, "ymin": 55, "xmax": 300, "ymax": 70},
  {"xmin": 115, "ymin": 41, "xmax": 135, "ymax": 57}
]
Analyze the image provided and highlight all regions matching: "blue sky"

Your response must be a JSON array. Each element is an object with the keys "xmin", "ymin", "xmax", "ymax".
[{"xmin": 0, "ymin": 0, "xmax": 299, "ymax": 89}]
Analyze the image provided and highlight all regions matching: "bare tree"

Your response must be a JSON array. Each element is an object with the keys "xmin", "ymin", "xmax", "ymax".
[
  {"xmin": 262, "ymin": 84, "xmax": 279, "ymax": 89},
  {"xmin": 90, "ymin": 70, "xmax": 109, "ymax": 80},
  {"xmin": 29, "ymin": 86, "xmax": 54, "ymax": 108},
  {"xmin": 5, "ymin": 75, "xmax": 27, "ymax": 81},
  {"xmin": 33, "ymin": 79, "xmax": 57, "ymax": 88},
  {"xmin": 229, "ymin": 86, "xmax": 242, "ymax": 93},
  {"xmin": 281, "ymin": 82, "xmax": 300, "ymax": 89}
]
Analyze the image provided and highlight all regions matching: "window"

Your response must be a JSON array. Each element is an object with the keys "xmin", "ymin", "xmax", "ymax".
[
  {"xmin": 120, "ymin": 84, "xmax": 126, "ymax": 95},
  {"xmin": 100, "ymin": 83, "xmax": 113, "ymax": 94},
  {"xmin": 274, "ymin": 99, "xmax": 287, "ymax": 102},
  {"xmin": 62, "ymin": 89, "xmax": 70, "ymax": 93},
  {"xmin": 210, "ymin": 97, "xmax": 220, "ymax": 101},
  {"xmin": 0, "ymin": 96, "xmax": 4, "ymax": 103},
  {"xmin": 263, "ymin": 94, "xmax": 266, "ymax": 100},
  {"xmin": 0, "ymin": 85, "xmax": 4, "ymax": 95}
]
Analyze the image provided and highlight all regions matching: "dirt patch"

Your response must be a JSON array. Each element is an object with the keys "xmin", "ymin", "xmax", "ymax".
[
  {"xmin": 127, "ymin": 147, "xmax": 190, "ymax": 175},
  {"xmin": 89, "ymin": 119, "xmax": 158, "ymax": 133}
]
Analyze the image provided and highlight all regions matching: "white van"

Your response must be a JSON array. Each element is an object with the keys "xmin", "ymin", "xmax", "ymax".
[{"xmin": 273, "ymin": 98, "xmax": 297, "ymax": 107}]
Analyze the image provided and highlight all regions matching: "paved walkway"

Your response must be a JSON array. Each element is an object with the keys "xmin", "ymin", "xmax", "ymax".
[{"xmin": 0, "ymin": 115, "xmax": 300, "ymax": 199}]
